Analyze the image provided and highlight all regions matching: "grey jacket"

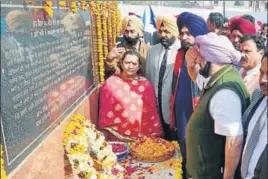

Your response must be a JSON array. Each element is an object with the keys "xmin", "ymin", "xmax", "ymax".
[{"xmin": 145, "ymin": 40, "xmax": 181, "ymax": 124}]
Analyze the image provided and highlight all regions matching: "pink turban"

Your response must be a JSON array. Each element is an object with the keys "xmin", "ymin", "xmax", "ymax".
[
  {"xmin": 256, "ymin": 21, "xmax": 263, "ymax": 34},
  {"xmin": 196, "ymin": 32, "xmax": 241, "ymax": 64},
  {"xmin": 229, "ymin": 16, "xmax": 256, "ymax": 35}
]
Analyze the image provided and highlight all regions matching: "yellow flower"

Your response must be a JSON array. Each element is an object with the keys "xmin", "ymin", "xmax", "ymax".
[
  {"xmin": 70, "ymin": 1, "xmax": 78, "ymax": 13},
  {"xmin": 59, "ymin": 1, "xmax": 67, "ymax": 7},
  {"xmin": 80, "ymin": 1, "xmax": 87, "ymax": 11},
  {"xmin": 63, "ymin": 114, "xmax": 123, "ymax": 178},
  {"xmin": 43, "ymin": 1, "xmax": 53, "ymax": 17},
  {"xmin": 0, "ymin": 145, "xmax": 7, "ymax": 179}
]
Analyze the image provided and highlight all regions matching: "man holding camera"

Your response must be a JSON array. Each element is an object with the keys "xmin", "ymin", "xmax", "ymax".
[{"xmin": 105, "ymin": 15, "xmax": 150, "ymax": 79}]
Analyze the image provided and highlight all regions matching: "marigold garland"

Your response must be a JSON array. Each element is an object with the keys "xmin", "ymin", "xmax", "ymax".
[
  {"xmin": 171, "ymin": 141, "xmax": 183, "ymax": 179},
  {"xmin": 111, "ymin": 2, "xmax": 117, "ymax": 45},
  {"xmin": 95, "ymin": 1, "xmax": 105, "ymax": 83},
  {"xmin": 79, "ymin": 0, "xmax": 87, "ymax": 11},
  {"xmin": 88, "ymin": 1, "xmax": 100, "ymax": 84},
  {"xmin": 42, "ymin": 0, "xmax": 53, "ymax": 17},
  {"xmin": 63, "ymin": 114, "xmax": 124, "ymax": 179},
  {"xmin": 59, "ymin": 0, "xmax": 67, "ymax": 7},
  {"xmin": 88, "ymin": 1, "xmax": 121, "ymax": 84},
  {"xmin": 36, "ymin": 0, "xmax": 122, "ymax": 84},
  {"xmin": 116, "ymin": 7, "xmax": 122, "ymax": 37},
  {"xmin": 70, "ymin": 1, "xmax": 78, "ymax": 13},
  {"xmin": 101, "ymin": 2, "xmax": 109, "ymax": 60},
  {"xmin": 1, "ymin": 145, "xmax": 8, "ymax": 179},
  {"xmin": 107, "ymin": 2, "xmax": 114, "ymax": 52}
]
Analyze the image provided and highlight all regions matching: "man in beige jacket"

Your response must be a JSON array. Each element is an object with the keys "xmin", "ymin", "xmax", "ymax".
[{"xmin": 105, "ymin": 15, "xmax": 150, "ymax": 79}]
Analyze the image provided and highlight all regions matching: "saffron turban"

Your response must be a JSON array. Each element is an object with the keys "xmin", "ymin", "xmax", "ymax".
[
  {"xmin": 122, "ymin": 15, "xmax": 144, "ymax": 36},
  {"xmin": 6, "ymin": 10, "xmax": 33, "ymax": 32},
  {"xmin": 177, "ymin": 12, "xmax": 208, "ymax": 37},
  {"xmin": 156, "ymin": 15, "xmax": 179, "ymax": 36},
  {"xmin": 196, "ymin": 32, "xmax": 241, "ymax": 64},
  {"xmin": 229, "ymin": 16, "xmax": 256, "ymax": 35}
]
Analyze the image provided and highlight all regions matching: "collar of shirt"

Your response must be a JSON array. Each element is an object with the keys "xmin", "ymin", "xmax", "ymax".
[
  {"xmin": 160, "ymin": 39, "xmax": 181, "ymax": 52},
  {"xmin": 159, "ymin": 39, "xmax": 181, "ymax": 68},
  {"xmin": 196, "ymin": 73, "xmax": 211, "ymax": 90},
  {"xmin": 240, "ymin": 64, "xmax": 261, "ymax": 78}
]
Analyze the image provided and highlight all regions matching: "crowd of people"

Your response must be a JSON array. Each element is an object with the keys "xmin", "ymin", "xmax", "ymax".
[{"xmin": 98, "ymin": 11, "xmax": 267, "ymax": 179}]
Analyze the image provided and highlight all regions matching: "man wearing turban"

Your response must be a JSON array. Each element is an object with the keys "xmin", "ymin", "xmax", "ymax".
[
  {"xmin": 229, "ymin": 16, "xmax": 256, "ymax": 51},
  {"xmin": 105, "ymin": 15, "xmax": 150, "ymax": 79},
  {"xmin": 185, "ymin": 32, "xmax": 250, "ymax": 179},
  {"xmin": 146, "ymin": 14, "xmax": 181, "ymax": 142},
  {"xmin": 4, "ymin": 10, "xmax": 33, "ymax": 45},
  {"xmin": 6, "ymin": 10, "xmax": 33, "ymax": 33},
  {"xmin": 169, "ymin": 12, "xmax": 208, "ymax": 179}
]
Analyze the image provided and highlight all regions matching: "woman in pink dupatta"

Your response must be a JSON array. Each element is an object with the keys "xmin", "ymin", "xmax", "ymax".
[{"xmin": 99, "ymin": 50, "xmax": 162, "ymax": 142}]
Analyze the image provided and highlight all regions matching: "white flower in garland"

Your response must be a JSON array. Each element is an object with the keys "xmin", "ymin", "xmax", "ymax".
[{"xmin": 63, "ymin": 114, "xmax": 124, "ymax": 179}]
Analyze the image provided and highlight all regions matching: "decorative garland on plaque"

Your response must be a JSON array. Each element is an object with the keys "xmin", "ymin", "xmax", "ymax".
[
  {"xmin": 95, "ymin": 2, "xmax": 105, "ymax": 83},
  {"xmin": 24, "ymin": 0, "xmax": 122, "ymax": 84},
  {"xmin": 89, "ymin": 1, "xmax": 121, "ymax": 84},
  {"xmin": 63, "ymin": 114, "xmax": 124, "ymax": 179},
  {"xmin": 107, "ymin": 2, "xmax": 114, "ymax": 52},
  {"xmin": 88, "ymin": 1, "xmax": 100, "ymax": 85},
  {"xmin": 0, "ymin": 145, "xmax": 8, "ymax": 179},
  {"xmin": 171, "ymin": 141, "xmax": 183, "ymax": 179}
]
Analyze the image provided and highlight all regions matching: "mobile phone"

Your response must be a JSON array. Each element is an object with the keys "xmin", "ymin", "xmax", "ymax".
[{"xmin": 116, "ymin": 37, "xmax": 125, "ymax": 48}]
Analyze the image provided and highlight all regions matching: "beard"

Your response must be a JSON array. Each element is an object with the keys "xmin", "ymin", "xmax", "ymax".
[
  {"xmin": 124, "ymin": 35, "xmax": 139, "ymax": 46},
  {"xmin": 199, "ymin": 61, "xmax": 211, "ymax": 78},
  {"xmin": 160, "ymin": 36, "xmax": 176, "ymax": 48},
  {"xmin": 260, "ymin": 82, "xmax": 268, "ymax": 96},
  {"xmin": 181, "ymin": 40, "xmax": 194, "ymax": 50}
]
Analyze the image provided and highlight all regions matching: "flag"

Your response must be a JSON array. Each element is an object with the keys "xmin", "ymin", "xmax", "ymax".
[
  {"xmin": 142, "ymin": 9, "xmax": 146, "ymax": 28},
  {"xmin": 149, "ymin": 5, "xmax": 156, "ymax": 28}
]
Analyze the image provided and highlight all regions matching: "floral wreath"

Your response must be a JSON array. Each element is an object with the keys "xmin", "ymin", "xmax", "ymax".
[
  {"xmin": 1, "ymin": 145, "xmax": 8, "ymax": 179},
  {"xmin": 63, "ymin": 114, "xmax": 124, "ymax": 179}
]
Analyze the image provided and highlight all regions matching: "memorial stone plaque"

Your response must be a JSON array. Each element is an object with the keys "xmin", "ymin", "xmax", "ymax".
[{"xmin": 1, "ymin": 2, "xmax": 94, "ymax": 173}]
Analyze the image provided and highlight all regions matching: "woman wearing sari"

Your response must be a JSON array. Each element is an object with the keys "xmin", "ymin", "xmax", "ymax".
[{"xmin": 98, "ymin": 50, "xmax": 162, "ymax": 142}]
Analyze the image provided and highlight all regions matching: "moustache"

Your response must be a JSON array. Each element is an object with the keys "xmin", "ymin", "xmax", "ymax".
[
  {"xmin": 233, "ymin": 43, "xmax": 240, "ymax": 50},
  {"xmin": 181, "ymin": 40, "xmax": 193, "ymax": 49},
  {"xmin": 240, "ymin": 57, "xmax": 248, "ymax": 63},
  {"xmin": 182, "ymin": 40, "xmax": 189, "ymax": 44},
  {"xmin": 260, "ymin": 82, "xmax": 268, "ymax": 86},
  {"xmin": 160, "ymin": 37, "xmax": 176, "ymax": 48},
  {"xmin": 260, "ymin": 83, "xmax": 268, "ymax": 90},
  {"xmin": 160, "ymin": 37, "xmax": 168, "ymax": 41}
]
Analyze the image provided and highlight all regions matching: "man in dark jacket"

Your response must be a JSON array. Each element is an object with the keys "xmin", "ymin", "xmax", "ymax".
[{"xmin": 240, "ymin": 52, "xmax": 267, "ymax": 179}]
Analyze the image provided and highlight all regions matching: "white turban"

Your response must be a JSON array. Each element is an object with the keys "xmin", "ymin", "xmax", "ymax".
[{"xmin": 196, "ymin": 32, "xmax": 241, "ymax": 64}]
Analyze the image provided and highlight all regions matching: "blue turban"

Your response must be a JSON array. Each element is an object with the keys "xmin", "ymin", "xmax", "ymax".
[{"xmin": 177, "ymin": 12, "xmax": 208, "ymax": 37}]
